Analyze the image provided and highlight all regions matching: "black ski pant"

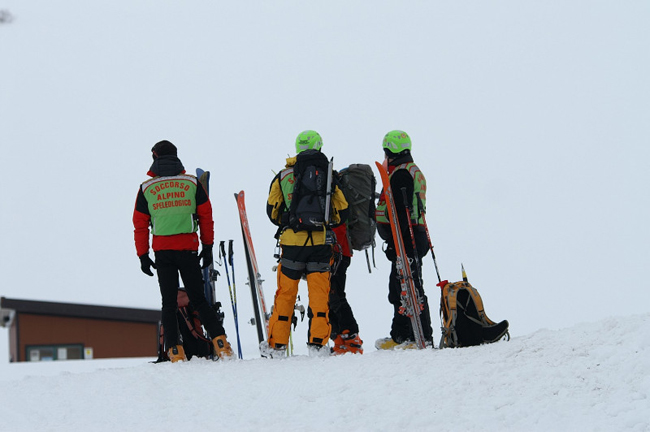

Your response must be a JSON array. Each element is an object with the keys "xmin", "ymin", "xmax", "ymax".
[
  {"xmin": 328, "ymin": 255, "xmax": 359, "ymax": 338},
  {"xmin": 387, "ymin": 254, "xmax": 433, "ymax": 344},
  {"xmin": 155, "ymin": 250, "xmax": 225, "ymax": 350}
]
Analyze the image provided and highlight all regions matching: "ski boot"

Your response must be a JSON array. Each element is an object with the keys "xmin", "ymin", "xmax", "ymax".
[
  {"xmin": 260, "ymin": 341, "xmax": 287, "ymax": 359},
  {"xmin": 307, "ymin": 343, "xmax": 330, "ymax": 358},
  {"xmin": 375, "ymin": 337, "xmax": 400, "ymax": 351},
  {"xmin": 168, "ymin": 345, "xmax": 187, "ymax": 363},
  {"xmin": 331, "ymin": 331, "xmax": 363, "ymax": 355},
  {"xmin": 212, "ymin": 335, "xmax": 235, "ymax": 360},
  {"xmin": 375, "ymin": 337, "xmax": 433, "ymax": 350}
]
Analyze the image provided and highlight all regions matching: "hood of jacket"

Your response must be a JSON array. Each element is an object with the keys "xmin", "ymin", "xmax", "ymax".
[
  {"xmin": 387, "ymin": 152, "xmax": 414, "ymax": 168},
  {"xmin": 147, "ymin": 155, "xmax": 186, "ymax": 177},
  {"xmin": 285, "ymin": 155, "xmax": 297, "ymax": 168}
]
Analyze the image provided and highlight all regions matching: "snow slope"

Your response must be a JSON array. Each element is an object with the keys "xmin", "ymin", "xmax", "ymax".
[{"xmin": 0, "ymin": 314, "xmax": 648, "ymax": 431}]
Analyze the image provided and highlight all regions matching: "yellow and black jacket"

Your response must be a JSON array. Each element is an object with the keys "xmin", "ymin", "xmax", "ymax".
[{"xmin": 267, "ymin": 155, "xmax": 349, "ymax": 246}]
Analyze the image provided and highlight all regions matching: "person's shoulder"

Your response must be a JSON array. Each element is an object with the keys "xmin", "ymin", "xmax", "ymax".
[
  {"xmin": 178, "ymin": 173, "xmax": 198, "ymax": 180},
  {"xmin": 391, "ymin": 167, "xmax": 412, "ymax": 178},
  {"xmin": 285, "ymin": 155, "xmax": 297, "ymax": 167},
  {"xmin": 279, "ymin": 166, "xmax": 294, "ymax": 181}
]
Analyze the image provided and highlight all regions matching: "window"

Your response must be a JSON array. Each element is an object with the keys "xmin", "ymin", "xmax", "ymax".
[{"xmin": 26, "ymin": 344, "xmax": 85, "ymax": 361}]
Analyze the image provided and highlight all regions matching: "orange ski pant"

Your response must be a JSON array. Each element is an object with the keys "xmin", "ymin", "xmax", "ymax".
[{"xmin": 267, "ymin": 245, "xmax": 332, "ymax": 348}]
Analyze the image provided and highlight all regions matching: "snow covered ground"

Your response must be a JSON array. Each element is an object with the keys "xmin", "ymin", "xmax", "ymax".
[{"xmin": 0, "ymin": 314, "xmax": 648, "ymax": 431}]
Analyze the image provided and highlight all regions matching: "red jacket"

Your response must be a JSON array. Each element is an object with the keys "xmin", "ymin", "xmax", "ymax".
[
  {"xmin": 133, "ymin": 156, "xmax": 214, "ymax": 256},
  {"xmin": 332, "ymin": 223, "xmax": 352, "ymax": 258}
]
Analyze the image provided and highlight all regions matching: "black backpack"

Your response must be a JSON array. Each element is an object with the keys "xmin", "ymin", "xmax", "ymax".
[
  {"xmin": 338, "ymin": 164, "xmax": 377, "ymax": 251},
  {"xmin": 155, "ymin": 289, "xmax": 216, "ymax": 362},
  {"xmin": 288, "ymin": 149, "xmax": 332, "ymax": 232}
]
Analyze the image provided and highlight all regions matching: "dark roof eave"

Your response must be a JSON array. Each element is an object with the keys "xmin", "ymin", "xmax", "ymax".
[{"xmin": 0, "ymin": 297, "xmax": 160, "ymax": 324}]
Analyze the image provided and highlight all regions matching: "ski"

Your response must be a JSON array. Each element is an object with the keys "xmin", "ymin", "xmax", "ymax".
[
  {"xmin": 374, "ymin": 161, "xmax": 427, "ymax": 349},
  {"xmin": 234, "ymin": 191, "xmax": 270, "ymax": 350},
  {"xmin": 196, "ymin": 168, "xmax": 218, "ymax": 305},
  {"xmin": 196, "ymin": 168, "xmax": 226, "ymax": 360}
]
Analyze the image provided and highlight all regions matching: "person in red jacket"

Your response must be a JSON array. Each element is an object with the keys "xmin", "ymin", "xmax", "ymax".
[{"xmin": 133, "ymin": 140, "xmax": 233, "ymax": 362}]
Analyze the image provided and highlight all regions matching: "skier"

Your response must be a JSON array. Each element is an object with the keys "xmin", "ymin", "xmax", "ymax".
[
  {"xmin": 263, "ymin": 130, "xmax": 349, "ymax": 357},
  {"xmin": 133, "ymin": 140, "xmax": 234, "ymax": 362},
  {"xmin": 329, "ymin": 222, "xmax": 363, "ymax": 354},
  {"xmin": 375, "ymin": 131, "xmax": 434, "ymax": 349}
]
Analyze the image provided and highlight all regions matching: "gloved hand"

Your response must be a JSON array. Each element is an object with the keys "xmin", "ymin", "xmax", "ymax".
[
  {"xmin": 384, "ymin": 244, "xmax": 396, "ymax": 261},
  {"xmin": 199, "ymin": 244, "xmax": 213, "ymax": 269},
  {"xmin": 139, "ymin": 254, "xmax": 156, "ymax": 276}
]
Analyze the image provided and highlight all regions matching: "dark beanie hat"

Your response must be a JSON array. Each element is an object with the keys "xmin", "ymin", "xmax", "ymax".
[{"xmin": 151, "ymin": 140, "xmax": 177, "ymax": 159}]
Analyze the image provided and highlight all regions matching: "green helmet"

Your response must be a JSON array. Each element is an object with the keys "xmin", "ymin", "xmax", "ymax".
[
  {"xmin": 295, "ymin": 130, "xmax": 323, "ymax": 153},
  {"xmin": 382, "ymin": 130, "xmax": 412, "ymax": 154}
]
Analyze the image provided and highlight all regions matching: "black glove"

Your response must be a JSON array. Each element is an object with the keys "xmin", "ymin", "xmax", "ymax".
[
  {"xmin": 384, "ymin": 244, "xmax": 396, "ymax": 261},
  {"xmin": 139, "ymin": 254, "xmax": 156, "ymax": 276},
  {"xmin": 199, "ymin": 244, "xmax": 213, "ymax": 269}
]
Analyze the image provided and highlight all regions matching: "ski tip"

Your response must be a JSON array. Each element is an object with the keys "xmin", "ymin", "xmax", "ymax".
[
  {"xmin": 196, "ymin": 168, "xmax": 210, "ymax": 181},
  {"xmin": 461, "ymin": 263, "xmax": 468, "ymax": 282},
  {"xmin": 374, "ymin": 160, "xmax": 388, "ymax": 173}
]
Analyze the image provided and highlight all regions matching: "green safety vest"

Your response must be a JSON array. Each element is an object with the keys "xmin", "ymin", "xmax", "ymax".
[
  {"xmin": 141, "ymin": 175, "xmax": 199, "ymax": 236},
  {"xmin": 376, "ymin": 162, "xmax": 427, "ymax": 225},
  {"xmin": 279, "ymin": 168, "xmax": 296, "ymax": 208}
]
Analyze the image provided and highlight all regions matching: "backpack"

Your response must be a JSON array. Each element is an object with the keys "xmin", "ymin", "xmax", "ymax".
[
  {"xmin": 288, "ymin": 150, "xmax": 332, "ymax": 232},
  {"xmin": 338, "ymin": 164, "xmax": 377, "ymax": 251},
  {"xmin": 155, "ymin": 289, "xmax": 218, "ymax": 362},
  {"xmin": 438, "ymin": 280, "xmax": 510, "ymax": 348}
]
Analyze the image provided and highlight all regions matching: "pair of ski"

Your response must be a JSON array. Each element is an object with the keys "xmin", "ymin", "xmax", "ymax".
[
  {"xmin": 234, "ymin": 190, "xmax": 310, "ymax": 357},
  {"xmin": 374, "ymin": 161, "xmax": 428, "ymax": 350}
]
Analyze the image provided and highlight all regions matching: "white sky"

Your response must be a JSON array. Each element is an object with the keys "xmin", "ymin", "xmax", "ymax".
[{"xmin": 0, "ymin": 1, "xmax": 648, "ymax": 361}]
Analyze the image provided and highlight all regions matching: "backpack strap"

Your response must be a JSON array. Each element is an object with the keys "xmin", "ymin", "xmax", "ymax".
[{"xmin": 178, "ymin": 306, "xmax": 211, "ymax": 343}]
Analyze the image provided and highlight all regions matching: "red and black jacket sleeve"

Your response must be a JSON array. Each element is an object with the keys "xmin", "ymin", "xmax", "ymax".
[
  {"xmin": 196, "ymin": 181, "xmax": 214, "ymax": 246},
  {"xmin": 133, "ymin": 187, "xmax": 151, "ymax": 257}
]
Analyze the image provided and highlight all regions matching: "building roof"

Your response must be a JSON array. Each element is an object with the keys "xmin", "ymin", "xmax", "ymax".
[{"xmin": 0, "ymin": 297, "xmax": 160, "ymax": 324}]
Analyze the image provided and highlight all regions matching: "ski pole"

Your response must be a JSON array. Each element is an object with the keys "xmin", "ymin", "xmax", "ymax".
[
  {"xmin": 416, "ymin": 192, "xmax": 442, "ymax": 283},
  {"xmin": 401, "ymin": 187, "xmax": 423, "ymax": 288},
  {"xmin": 227, "ymin": 240, "xmax": 243, "ymax": 359},
  {"xmin": 400, "ymin": 187, "xmax": 428, "ymax": 344},
  {"xmin": 219, "ymin": 241, "xmax": 243, "ymax": 359}
]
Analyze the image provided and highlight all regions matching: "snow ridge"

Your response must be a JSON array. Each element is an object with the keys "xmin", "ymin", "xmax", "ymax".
[{"xmin": 0, "ymin": 314, "xmax": 648, "ymax": 431}]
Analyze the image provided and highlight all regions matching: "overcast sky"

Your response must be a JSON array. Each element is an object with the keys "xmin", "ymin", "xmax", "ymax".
[{"xmin": 1, "ymin": 1, "xmax": 648, "ymax": 360}]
